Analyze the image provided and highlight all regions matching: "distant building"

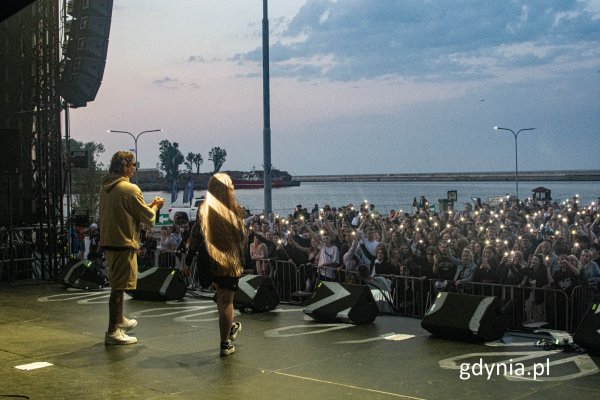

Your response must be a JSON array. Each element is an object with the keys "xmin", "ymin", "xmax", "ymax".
[{"xmin": 137, "ymin": 168, "xmax": 161, "ymax": 183}]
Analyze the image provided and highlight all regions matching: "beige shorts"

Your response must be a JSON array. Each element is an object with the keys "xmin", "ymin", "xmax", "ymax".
[{"xmin": 106, "ymin": 250, "xmax": 137, "ymax": 290}]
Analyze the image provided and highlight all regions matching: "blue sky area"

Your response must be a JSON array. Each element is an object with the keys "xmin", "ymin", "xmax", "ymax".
[{"xmin": 68, "ymin": 0, "xmax": 600, "ymax": 175}]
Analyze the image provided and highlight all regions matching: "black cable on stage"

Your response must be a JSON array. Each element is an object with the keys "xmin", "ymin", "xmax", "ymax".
[
  {"xmin": 534, "ymin": 338, "xmax": 586, "ymax": 353},
  {"xmin": 185, "ymin": 289, "xmax": 215, "ymax": 300}
]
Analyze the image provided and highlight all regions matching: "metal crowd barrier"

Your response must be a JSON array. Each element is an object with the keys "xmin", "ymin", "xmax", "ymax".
[
  {"xmin": 269, "ymin": 259, "xmax": 299, "ymax": 303},
  {"xmin": 423, "ymin": 280, "xmax": 594, "ymax": 332},
  {"xmin": 387, "ymin": 275, "xmax": 430, "ymax": 318},
  {"xmin": 458, "ymin": 281, "xmax": 570, "ymax": 331},
  {"xmin": 569, "ymin": 283, "xmax": 600, "ymax": 331},
  {"xmin": 189, "ymin": 257, "xmax": 599, "ymax": 334},
  {"xmin": 269, "ymin": 261, "xmax": 344, "ymax": 303},
  {"xmin": 158, "ymin": 251, "xmax": 178, "ymax": 269}
]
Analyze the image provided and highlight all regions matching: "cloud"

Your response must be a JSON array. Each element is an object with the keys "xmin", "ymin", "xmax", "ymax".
[
  {"xmin": 152, "ymin": 76, "xmax": 179, "ymax": 88},
  {"xmin": 234, "ymin": 0, "xmax": 600, "ymax": 81},
  {"xmin": 187, "ymin": 55, "xmax": 206, "ymax": 62}
]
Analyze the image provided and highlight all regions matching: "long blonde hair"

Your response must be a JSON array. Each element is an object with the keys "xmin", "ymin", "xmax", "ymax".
[{"xmin": 200, "ymin": 173, "xmax": 246, "ymax": 276}]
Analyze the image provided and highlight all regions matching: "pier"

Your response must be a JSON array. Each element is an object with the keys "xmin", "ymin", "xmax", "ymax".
[{"xmin": 293, "ymin": 170, "xmax": 600, "ymax": 183}]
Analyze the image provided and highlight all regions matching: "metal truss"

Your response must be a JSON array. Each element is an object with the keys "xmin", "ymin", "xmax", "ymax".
[{"xmin": 0, "ymin": 0, "xmax": 65, "ymax": 281}]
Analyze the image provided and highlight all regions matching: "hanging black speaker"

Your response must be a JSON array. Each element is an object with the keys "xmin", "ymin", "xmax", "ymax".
[
  {"xmin": 69, "ymin": 0, "xmax": 114, "ymax": 18},
  {"xmin": 233, "ymin": 274, "xmax": 280, "ymax": 312},
  {"xmin": 58, "ymin": 0, "xmax": 113, "ymax": 107},
  {"xmin": 421, "ymin": 292, "xmax": 506, "ymax": 342},
  {"xmin": 64, "ymin": 56, "xmax": 106, "ymax": 81},
  {"xmin": 65, "ymin": 35, "xmax": 109, "ymax": 60},
  {"xmin": 303, "ymin": 281, "xmax": 378, "ymax": 325},
  {"xmin": 72, "ymin": 14, "xmax": 112, "ymax": 37}
]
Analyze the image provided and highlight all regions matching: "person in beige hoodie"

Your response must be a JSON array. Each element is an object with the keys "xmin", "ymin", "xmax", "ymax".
[{"xmin": 99, "ymin": 151, "xmax": 164, "ymax": 345}]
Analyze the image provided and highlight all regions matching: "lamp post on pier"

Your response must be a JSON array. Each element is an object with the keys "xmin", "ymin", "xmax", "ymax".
[
  {"xmin": 107, "ymin": 129, "xmax": 163, "ymax": 183},
  {"xmin": 262, "ymin": 0, "xmax": 272, "ymax": 214},
  {"xmin": 493, "ymin": 126, "xmax": 535, "ymax": 200}
]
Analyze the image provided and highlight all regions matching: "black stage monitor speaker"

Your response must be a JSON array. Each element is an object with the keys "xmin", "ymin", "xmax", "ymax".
[
  {"xmin": 421, "ymin": 292, "xmax": 506, "ymax": 342},
  {"xmin": 56, "ymin": 259, "xmax": 107, "ymax": 290},
  {"xmin": 574, "ymin": 302, "xmax": 600, "ymax": 356},
  {"xmin": 234, "ymin": 274, "xmax": 280, "ymax": 312},
  {"xmin": 127, "ymin": 267, "xmax": 187, "ymax": 301},
  {"xmin": 303, "ymin": 281, "xmax": 378, "ymax": 325}
]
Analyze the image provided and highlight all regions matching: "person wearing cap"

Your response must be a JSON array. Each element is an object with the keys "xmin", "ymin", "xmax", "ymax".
[{"xmin": 86, "ymin": 223, "xmax": 101, "ymax": 261}]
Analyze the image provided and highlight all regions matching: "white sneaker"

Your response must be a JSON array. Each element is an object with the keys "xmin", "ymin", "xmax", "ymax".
[
  {"xmin": 105, "ymin": 328, "xmax": 138, "ymax": 345},
  {"xmin": 229, "ymin": 322, "xmax": 242, "ymax": 342},
  {"xmin": 220, "ymin": 341, "xmax": 235, "ymax": 357},
  {"xmin": 118, "ymin": 317, "xmax": 138, "ymax": 332}
]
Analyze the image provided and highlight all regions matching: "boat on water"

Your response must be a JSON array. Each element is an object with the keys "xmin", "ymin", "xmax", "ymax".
[
  {"xmin": 484, "ymin": 187, "xmax": 552, "ymax": 207},
  {"xmin": 232, "ymin": 168, "xmax": 300, "ymax": 189}
]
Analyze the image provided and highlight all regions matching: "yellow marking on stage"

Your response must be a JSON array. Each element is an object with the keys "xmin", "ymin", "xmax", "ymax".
[{"xmin": 274, "ymin": 371, "xmax": 427, "ymax": 399}]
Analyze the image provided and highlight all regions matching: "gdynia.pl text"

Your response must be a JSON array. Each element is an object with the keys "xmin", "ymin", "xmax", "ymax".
[{"xmin": 459, "ymin": 358, "xmax": 550, "ymax": 380}]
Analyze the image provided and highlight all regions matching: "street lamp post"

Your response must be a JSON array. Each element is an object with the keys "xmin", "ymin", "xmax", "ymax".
[
  {"xmin": 107, "ymin": 129, "xmax": 163, "ymax": 183},
  {"xmin": 494, "ymin": 126, "xmax": 535, "ymax": 200},
  {"xmin": 262, "ymin": 0, "xmax": 272, "ymax": 214}
]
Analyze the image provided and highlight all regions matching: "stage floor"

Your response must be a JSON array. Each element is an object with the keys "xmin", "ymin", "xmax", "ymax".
[{"xmin": 1, "ymin": 282, "xmax": 599, "ymax": 400}]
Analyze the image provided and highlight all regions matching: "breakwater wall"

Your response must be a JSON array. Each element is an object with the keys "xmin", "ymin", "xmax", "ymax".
[{"xmin": 293, "ymin": 170, "xmax": 600, "ymax": 183}]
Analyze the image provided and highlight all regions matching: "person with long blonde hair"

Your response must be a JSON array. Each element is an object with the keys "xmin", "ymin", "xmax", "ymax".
[{"xmin": 200, "ymin": 173, "xmax": 247, "ymax": 356}]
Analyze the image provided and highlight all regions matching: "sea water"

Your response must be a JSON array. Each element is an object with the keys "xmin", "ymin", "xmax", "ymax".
[{"xmin": 145, "ymin": 180, "xmax": 599, "ymax": 215}]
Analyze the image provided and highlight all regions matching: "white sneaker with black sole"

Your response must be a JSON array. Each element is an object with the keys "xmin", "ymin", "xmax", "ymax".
[
  {"xmin": 220, "ymin": 341, "xmax": 235, "ymax": 357},
  {"xmin": 229, "ymin": 322, "xmax": 242, "ymax": 342}
]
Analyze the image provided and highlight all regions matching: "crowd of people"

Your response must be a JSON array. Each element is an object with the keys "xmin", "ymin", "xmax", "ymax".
[
  {"xmin": 241, "ymin": 196, "xmax": 600, "ymax": 287},
  {"xmin": 235, "ymin": 194, "xmax": 600, "ymax": 328},
  {"xmin": 87, "ymin": 190, "xmax": 600, "ymax": 330}
]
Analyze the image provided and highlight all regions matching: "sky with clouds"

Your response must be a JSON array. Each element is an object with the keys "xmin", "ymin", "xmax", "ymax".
[{"xmin": 68, "ymin": 0, "xmax": 600, "ymax": 176}]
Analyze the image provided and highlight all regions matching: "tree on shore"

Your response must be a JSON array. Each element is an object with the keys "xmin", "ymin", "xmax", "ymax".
[
  {"xmin": 158, "ymin": 140, "xmax": 184, "ymax": 181},
  {"xmin": 184, "ymin": 152, "xmax": 203, "ymax": 174},
  {"xmin": 64, "ymin": 139, "xmax": 105, "ymax": 220},
  {"xmin": 208, "ymin": 147, "xmax": 227, "ymax": 173}
]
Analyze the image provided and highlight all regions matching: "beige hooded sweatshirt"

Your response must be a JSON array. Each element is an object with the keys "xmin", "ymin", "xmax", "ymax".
[{"xmin": 99, "ymin": 174, "xmax": 157, "ymax": 250}]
